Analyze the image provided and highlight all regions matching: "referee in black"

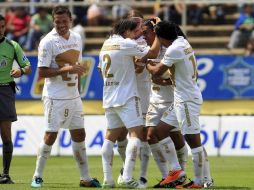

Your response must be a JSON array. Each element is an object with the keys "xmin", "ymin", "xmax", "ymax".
[{"xmin": 0, "ymin": 14, "xmax": 31, "ymax": 184}]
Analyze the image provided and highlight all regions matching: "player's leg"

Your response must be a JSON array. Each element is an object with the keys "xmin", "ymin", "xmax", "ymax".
[
  {"xmin": 0, "ymin": 121, "xmax": 14, "ymax": 184},
  {"xmin": 139, "ymin": 124, "xmax": 150, "ymax": 188},
  {"xmin": 115, "ymin": 129, "xmax": 128, "ymax": 186},
  {"xmin": 146, "ymin": 103, "xmax": 169, "ymax": 183},
  {"xmin": 175, "ymin": 102, "xmax": 204, "ymax": 189},
  {"xmin": 116, "ymin": 128, "xmax": 128, "ymax": 163},
  {"xmin": 169, "ymin": 130, "xmax": 188, "ymax": 171},
  {"xmin": 102, "ymin": 127, "xmax": 126, "ymax": 188},
  {"xmin": 69, "ymin": 98, "xmax": 101, "ymax": 188},
  {"xmin": 31, "ymin": 132, "xmax": 57, "ymax": 188},
  {"xmin": 203, "ymin": 147, "xmax": 214, "ymax": 188},
  {"xmin": 138, "ymin": 87, "xmax": 151, "ymax": 188},
  {"xmin": 157, "ymin": 104, "xmax": 186, "ymax": 187},
  {"xmin": 0, "ymin": 86, "xmax": 16, "ymax": 184},
  {"xmin": 31, "ymin": 98, "xmax": 59, "ymax": 188},
  {"xmin": 102, "ymin": 108, "xmax": 126, "ymax": 188},
  {"xmin": 118, "ymin": 97, "xmax": 143, "ymax": 188}
]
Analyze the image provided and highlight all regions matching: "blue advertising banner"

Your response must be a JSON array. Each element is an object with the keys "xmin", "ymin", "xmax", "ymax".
[
  {"xmin": 15, "ymin": 55, "xmax": 254, "ymax": 100},
  {"xmin": 197, "ymin": 56, "xmax": 254, "ymax": 99}
]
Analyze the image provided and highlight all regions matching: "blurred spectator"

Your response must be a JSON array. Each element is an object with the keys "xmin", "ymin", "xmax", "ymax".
[
  {"xmin": 245, "ymin": 38, "xmax": 254, "ymax": 55},
  {"xmin": 72, "ymin": 16, "xmax": 85, "ymax": 50},
  {"xmin": 86, "ymin": 3, "xmax": 105, "ymax": 26},
  {"xmin": 25, "ymin": 7, "xmax": 53, "ymax": 51},
  {"xmin": 227, "ymin": 4, "xmax": 254, "ymax": 49},
  {"xmin": 5, "ymin": 7, "xmax": 30, "ymax": 47},
  {"xmin": 156, "ymin": 3, "xmax": 183, "ymax": 24},
  {"xmin": 188, "ymin": 4, "xmax": 225, "ymax": 25},
  {"xmin": 73, "ymin": 0, "xmax": 88, "ymax": 26},
  {"xmin": 112, "ymin": 4, "xmax": 131, "ymax": 22}
]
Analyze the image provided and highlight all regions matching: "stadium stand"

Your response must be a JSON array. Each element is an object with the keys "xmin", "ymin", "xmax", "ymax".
[{"xmin": 0, "ymin": 0, "xmax": 250, "ymax": 55}]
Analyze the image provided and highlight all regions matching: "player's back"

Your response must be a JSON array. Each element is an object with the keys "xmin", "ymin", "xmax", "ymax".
[
  {"xmin": 164, "ymin": 36, "xmax": 202, "ymax": 104},
  {"xmin": 99, "ymin": 34, "xmax": 140, "ymax": 108}
]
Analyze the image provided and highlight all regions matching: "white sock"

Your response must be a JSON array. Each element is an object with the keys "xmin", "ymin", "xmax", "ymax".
[
  {"xmin": 191, "ymin": 146, "xmax": 204, "ymax": 185},
  {"xmin": 139, "ymin": 142, "xmax": 150, "ymax": 179},
  {"xmin": 160, "ymin": 137, "xmax": 181, "ymax": 171},
  {"xmin": 150, "ymin": 143, "xmax": 168, "ymax": 179},
  {"xmin": 203, "ymin": 147, "xmax": 212, "ymax": 181},
  {"xmin": 117, "ymin": 139, "xmax": 127, "ymax": 163},
  {"xmin": 101, "ymin": 139, "xmax": 114, "ymax": 183},
  {"xmin": 176, "ymin": 144, "xmax": 188, "ymax": 171},
  {"xmin": 33, "ymin": 142, "xmax": 52, "ymax": 178},
  {"xmin": 72, "ymin": 141, "xmax": 92, "ymax": 181},
  {"xmin": 122, "ymin": 137, "xmax": 141, "ymax": 182}
]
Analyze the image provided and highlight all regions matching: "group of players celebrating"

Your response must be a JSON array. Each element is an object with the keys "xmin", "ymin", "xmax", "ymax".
[
  {"xmin": 98, "ymin": 10, "xmax": 214, "ymax": 189},
  {"xmin": 16, "ymin": 5, "xmax": 215, "ymax": 189}
]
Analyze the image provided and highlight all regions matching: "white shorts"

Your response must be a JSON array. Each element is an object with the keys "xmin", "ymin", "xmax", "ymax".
[
  {"xmin": 161, "ymin": 101, "xmax": 201, "ymax": 135},
  {"xmin": 105, "ymin": 97, "xmax": 143, "ymax": 129},
  {"xmin": 43, "ymin": 97, "xmax": 84, "ymax": 132},
  {"xmin": 146, "ymin": 102, "xmax": 172, "ymax": 127}
]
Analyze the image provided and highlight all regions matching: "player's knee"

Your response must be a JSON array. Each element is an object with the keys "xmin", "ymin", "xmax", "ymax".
[{"xmin": 44, "ymin": 132, "xmax": 57, "ymax": 145}]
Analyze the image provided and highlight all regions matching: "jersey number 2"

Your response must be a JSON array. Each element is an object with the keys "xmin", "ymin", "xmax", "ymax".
[{"xmin": 103, "ymin": 54, "xmax": 113, "ymax": 78}]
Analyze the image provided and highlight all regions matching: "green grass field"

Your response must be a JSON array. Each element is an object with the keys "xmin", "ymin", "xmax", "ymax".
[{"xmin": 0, "ymin": 156, "xmax": 253, "ymax": 190}]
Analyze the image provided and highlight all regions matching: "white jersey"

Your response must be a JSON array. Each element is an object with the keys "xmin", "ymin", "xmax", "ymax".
[
  {"xmin": 161, "ymin": 36, "xmax": 203, "ymax": 104},
  {"xmin": 135, "ymin": 36, "xmax": 151, "ymax": 113},
  {"xmin": 135, "ymin": 36, "xmax": 150, "ymax": 83},
  {"xmin": 99, "ymin": 34, "xmax": 149, "ymax": 108},
  {"xmin": 38, "ymin": 28, "xmax": 82, "ymax": 99},
  {"xmin": 150, "ymin": 46, "xmax": 174, "ymax": 103}
]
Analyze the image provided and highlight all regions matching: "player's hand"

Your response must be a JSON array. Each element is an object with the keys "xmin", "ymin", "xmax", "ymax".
[
  {"xmin": 150, "ymin": 17, "xmax": 161, "ymax": 26},
  {"xmin": 70, "ymin": 64, "xmax": 85, "ymax": 76},
  {"xmin": 152, "ymin": 76, "xmax": 172, "ymax": 86},
  {"xmin": 10, "ymin": 68, "xmax": 22, "ymax": 78}
]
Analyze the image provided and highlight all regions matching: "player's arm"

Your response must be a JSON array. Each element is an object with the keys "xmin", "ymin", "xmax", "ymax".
[
  {"xmin": 141, "ymin": 35, "xmax": 160, "ymax": 61},
  {"xmin": 10, "ymin": 41, "xmax": 32, "ymax": 78},
  {"xmin": 38, "ymin": 65, "xmax": 85, "ymax": 78},
  {"xmin": 146, "ymin": 61, "xmax": 169, "ymax": 77}
]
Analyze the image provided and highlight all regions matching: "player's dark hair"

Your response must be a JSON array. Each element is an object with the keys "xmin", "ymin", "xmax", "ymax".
[
  {"xmin": 143, "ymin": 19, "xmax": 154, "ymax": 31},
  {"xmin": 175, "ymin": 25, "xmax": 187, "ymax": 39},
  {"xmin": 0, "ymin": 14, "xmax": 5, "ymax": 22},
  {"xmin": 110, "ymin": 18, "xmax": 138, "ymax": 36},
  {"xmin": 52, "ymin": 5, "xmax": 71, "ymax": 19},
  {"xmin": 126, "ymin": 9, "xmax": 144, "ymax": 19},
  {"xmin": 154, "ymin": 21, "xmax": 178, "ymax": 41}
]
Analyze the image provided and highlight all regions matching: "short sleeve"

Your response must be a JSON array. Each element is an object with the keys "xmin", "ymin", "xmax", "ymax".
[
  {"xmin": 121, "ymin": 39, "xmax": 149, "ymax": 58},
  {"xmin": 75, "ymin": 33, "xmax": 83, "ymax": 63},
  {"xmin": 38, "ymin": 37, "xmax": 53, "ymax": 68},
  {"xmin": 12, "ymin": 41, "xmax": 30, "ymax": 68},
  {"xmin": 161, "ymin": 47, "xmax": 183, "ymax": 67}
]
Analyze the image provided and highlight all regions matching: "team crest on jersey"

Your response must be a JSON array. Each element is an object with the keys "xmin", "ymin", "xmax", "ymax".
[{"xmin": 0, "ymin": 59, "xmax": 7, "ymax": 68}]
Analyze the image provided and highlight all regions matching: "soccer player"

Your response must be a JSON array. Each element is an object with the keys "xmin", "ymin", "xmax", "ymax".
[
  {"xmin": 0, "ymin": 14, "xmax": 31, "ymax": 184},
  {"xmin": 115, "ymin": 10, "xmax": 152, "ymax": 188},
  {"xmin": 142, "ymin": 19, "xmax": 189, "ymax": 188},
  {"xmin": 146, "ymin": 21, "xmax": 210, "ymax": 188},
  {"xmin": 99, "ymin": 18, "xmax": 159, "ymax": 188},
  {"xmin": 30, "ymin": 6, "xmax": 101, "ymax": 188}
]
